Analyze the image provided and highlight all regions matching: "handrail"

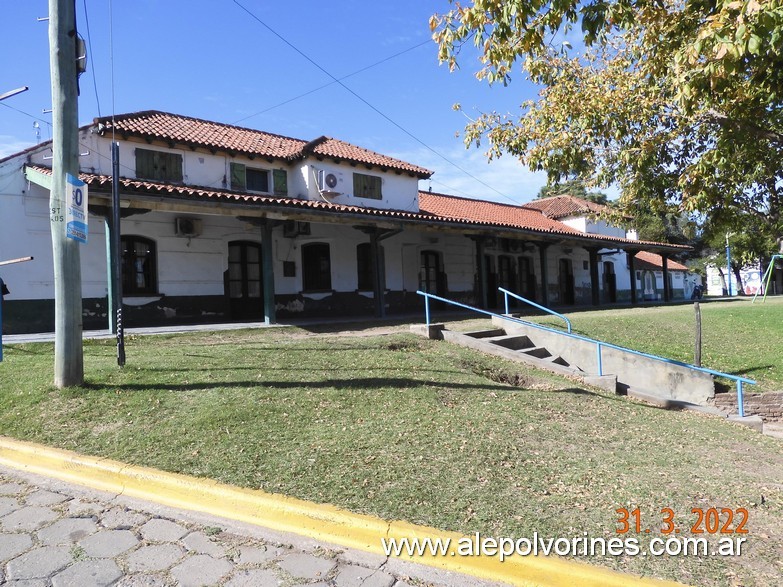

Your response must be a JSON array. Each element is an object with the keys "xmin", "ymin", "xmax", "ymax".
[
  {"xmin": 416, "ymin": 290, "xmax": 755, "ymax": 416},
  {"xmin": 499, "ymin": 287, "xmax": 572, "ymax": 333}
]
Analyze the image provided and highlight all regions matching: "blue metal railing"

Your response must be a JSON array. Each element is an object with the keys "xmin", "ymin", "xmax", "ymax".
[
  {"xmin": 499, "ymin": 287, "xmax": 572, "ymax": 333},
  {"xmin": 417, "ymin": 289, "xmax": 756, "ymax": 416}
]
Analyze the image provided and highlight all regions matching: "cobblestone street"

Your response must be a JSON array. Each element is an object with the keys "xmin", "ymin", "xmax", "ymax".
[{"xmin": 0, "ymin": 465, "xmax": 500, "ymax": 587}]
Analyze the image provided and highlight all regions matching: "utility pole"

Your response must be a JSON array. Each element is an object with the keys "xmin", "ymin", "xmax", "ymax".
[{"xmin": 49, "ymin": 0, "xmax": 84, "ymax": 387}]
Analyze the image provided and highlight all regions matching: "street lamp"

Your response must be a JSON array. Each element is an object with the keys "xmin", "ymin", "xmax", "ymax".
[{"xmin": 0, "ymin": 86, "xmax": 29, "ymax": 102}]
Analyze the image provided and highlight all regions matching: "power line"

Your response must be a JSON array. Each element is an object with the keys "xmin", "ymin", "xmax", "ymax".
[
  {"xmin": 231, "ymin": 0, "xmax": 521, "ymax": 206},
  {"xmin": 233, "ymin": 39, "xmax": 431, "ymax": 124},
  {"xmin": 82, "ymin": 0, "xmax": 101, "ymax": 117}
]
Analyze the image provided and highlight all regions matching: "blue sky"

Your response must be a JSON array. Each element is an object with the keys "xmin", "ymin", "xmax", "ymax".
[{"xmin": 1, "ymin": 1, "xmax": 549, "ymax": 204}]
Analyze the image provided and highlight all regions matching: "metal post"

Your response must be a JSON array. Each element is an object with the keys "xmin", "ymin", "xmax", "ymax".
[
  {"xmin": 503, "ymin": 291, "xmax": 509, "ymax": 315},
  {"xmin": 726, "ymin": 233, "xmax": 732, "ymax": 296},
  {"xmin": 424, "ymin": 294, "xmax": 431, "ymax": 327},
  {"xmin": 596, "ymin": 342, "xmax": 603, "ymax": 376},
  {"xmin": 112, "ymin": 143, "xmax": 125, "ymax": 366},
  {"xmin": 737, "ymin": 380, "xmax": 745, "ymax": 417}
]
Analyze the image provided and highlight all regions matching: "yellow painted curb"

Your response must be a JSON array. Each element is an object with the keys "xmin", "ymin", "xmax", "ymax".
[{"xmin": 0, "ymin": 437, "xmax": 685, "ymax": 587}]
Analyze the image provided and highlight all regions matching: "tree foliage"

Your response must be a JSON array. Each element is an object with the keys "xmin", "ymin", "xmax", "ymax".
[
  {"xmin": 535, "ymin": 178, "xmax": 610, "ymax": 204},
  {"xmin": 431, "ymin": 0, "xmax": 783, "ymax": 252}
]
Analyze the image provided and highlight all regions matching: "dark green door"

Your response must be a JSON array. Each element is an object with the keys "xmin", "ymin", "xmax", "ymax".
[{"xmin": 228, "ymin": 241, "xmax": 263, "ymax": 320}]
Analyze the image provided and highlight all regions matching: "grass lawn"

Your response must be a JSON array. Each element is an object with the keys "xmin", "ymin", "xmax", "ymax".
[
  {"xmin": 464, "ymin": 296, "xmax": 783, "ymax": 392},
  {"xmin": 1, "ymin": 322, "xmax": 782, "ymax": 586}
]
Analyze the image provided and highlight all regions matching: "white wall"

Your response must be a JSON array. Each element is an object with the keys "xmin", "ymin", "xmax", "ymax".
[{"xmin": 302, "ymin": 162, "xmax": 420, "ymax": 212}]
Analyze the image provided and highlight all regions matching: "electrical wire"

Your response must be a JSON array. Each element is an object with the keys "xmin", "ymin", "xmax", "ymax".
[
  {"xmin": 82, "ymin": 0, "xmax": 101, "ymax": 117},
  {"xmin": 231, "ymin": 0, "xmax": 522, "ymax": 206},
  {"xmin": 233, "ymin": 39, "xmax": 431, "ymax": 124}
]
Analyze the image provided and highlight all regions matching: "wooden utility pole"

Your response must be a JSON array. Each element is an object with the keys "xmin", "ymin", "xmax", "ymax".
[
  {"xmin": 49, "ymin": 0, "xmax": 84, "ymax": 387},
  {"xmin": 694, "ymin": 302, "xmax": 702, "ymax": 367}
]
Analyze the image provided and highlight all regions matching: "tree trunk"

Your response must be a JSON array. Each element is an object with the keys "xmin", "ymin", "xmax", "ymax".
[
  {"xmin": 717, "ymin": 267, "xmax": 728, "ymax": 296},
  {"xmin": 732, "ymin": 264, "xmax": 745, "ymax": 295}
]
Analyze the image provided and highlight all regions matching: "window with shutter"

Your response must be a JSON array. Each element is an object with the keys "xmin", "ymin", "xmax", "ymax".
[
  {"xmin": 352, "ymin": 173, "xmax": 382, "ymax": 200},
  {"xmin": 230, "ymin": 163, "xmax": 246, "ymax": 191},
  {"xmin": 273, "ymin": 169, "xmax": 288, "ymax": 196},
  {"xmin": 135, "ymin": 148, "xmax": 183, "ymax": 182},
  {"xmin": 231, "ymin": 162, "xmax": 271, "ymax": 193}
]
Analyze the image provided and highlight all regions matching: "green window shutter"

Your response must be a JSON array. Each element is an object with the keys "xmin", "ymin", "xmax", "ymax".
[
  {"xmin": 163, "ymin": 151, "xmax": 183, "ymax": 182},
  {"xmin": 353, "ymin": 173, "xmax": 382, "ymax": 200},
  {"xmin": 135, "ymin": 149, "xmax": 155, "ymax": 179},
  {"xmin": 135, "ymin": 148, "xmax": 182, "ymax": 181},
  {"xmin": 273, "ymin": 169, "xmax": 288, "ymax": 196},
  {"xmin": 230, "ymin": 163, "xmax": 246, "ymax": 191}
]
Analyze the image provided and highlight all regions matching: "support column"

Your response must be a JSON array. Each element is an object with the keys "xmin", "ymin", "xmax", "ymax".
[
  {"xmin": 261, "ymin": 220, "xmax": 276, "ymax": 325},
  {"xmin": 628, "ymin": 251, "xmax": 637, "ymax": 305},
  {"xmin": 474, "ymin": 237, "xmax": 488, "ymax": 308},
  {"xmin": 539, "ymin": 243, "xmax": 550, "ymax": 306},
  {"xmin": 588, "ymin": 248, "xmax": 600, "ymax": 306},
  {"xmin": 370, "ymin": 231, "xmax": 386, "ymax": 318},
  {"xmin": 662, "ymin": 253, "xmax": 670, "ymax": 302}
]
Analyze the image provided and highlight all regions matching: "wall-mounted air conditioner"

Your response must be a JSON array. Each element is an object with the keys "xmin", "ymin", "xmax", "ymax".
[
  {"xmin": 317, "ymin": 169, "xmax": 343, "ymax": 196},
  {"xmin": 283, "ymin": 220, "xmax": 311, "ymax": 238},
  {"xmin": 175, "ymin": 217, "xmax": 202, "ymax": 237}
]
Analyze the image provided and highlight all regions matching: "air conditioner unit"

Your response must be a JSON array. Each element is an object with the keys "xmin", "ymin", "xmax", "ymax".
[
  {"xmin": 175, "ymin": 217, "xmax": 202, "ymax": 237},
  {"xmin": 283, "ymin": 220, "xmax": 311, "ymax": 238},
  {"xmin": 317, "ymin": 169, "xmax": 342, "ymax": 195}
]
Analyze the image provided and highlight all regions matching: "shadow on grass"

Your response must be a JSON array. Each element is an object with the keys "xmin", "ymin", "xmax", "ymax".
[
  {"xmin": 80, "ymin": 377, "xmax": 525, "ymax": 394},
  {"xmin": 723, "ymin": 365, "xmax": 774, "ymax": 378},
  {"xmin": 2, "ymin": 344, "xmax": 53, "ymax": 355}
]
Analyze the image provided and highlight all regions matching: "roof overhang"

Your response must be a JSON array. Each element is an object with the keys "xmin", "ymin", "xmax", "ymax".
[{"xmin": 23, "ymin": 165, "xmax": 690, "ymax": 254}]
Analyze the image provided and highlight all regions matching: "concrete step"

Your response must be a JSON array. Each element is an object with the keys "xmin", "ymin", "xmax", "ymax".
[
  {"xmin": 464, "ymin": 329, "xmax": 507, "ymax": 339},
  {"xmin": 487, "ymin": 335, "xmax": 535, "ymax": 351},
  {"xmin": 439, "ymin": 329, "xmax": 581, "ymax": 379},
  {"xmin": 547, "ymin": 355, "xmax": 570, "ymax": 367},
  {"xmin": 518, "ymin": 345, "xmax": 552, "ymax": 359}
]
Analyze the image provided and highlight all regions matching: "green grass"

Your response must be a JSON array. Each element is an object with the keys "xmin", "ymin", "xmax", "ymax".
[
  {"xmin": 495, "ymin": 297, "xmax": 783, "ymax": 391},
  {"xmin": 1, "ymin": 325, "xmax": 782, "ymax": 586}
]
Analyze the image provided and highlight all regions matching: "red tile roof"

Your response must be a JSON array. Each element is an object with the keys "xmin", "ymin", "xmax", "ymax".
[
  {"xmin": 634, "ymin": 251, "xmax": 689, "ymax": 271},
  {"xmin": 419, "ymin": 191, "xmax": 585, "ymax": 236},
  {"xmin": 94, "ymin": 111, "xmax": 432, "ymax": 177},
  {"xmin": 26, "ymin": 165, "xmax": 690, "ymax": 252},
  {"xmin": 418, "ymin": 191, "xmax": 689, "ymax": 250},
  {"xmin": 522, "ymin": 194, "xmax": 610, "ymax": 219}
]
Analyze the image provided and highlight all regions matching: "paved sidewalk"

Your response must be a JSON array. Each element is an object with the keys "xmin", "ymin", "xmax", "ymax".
[{"xmin": 0, "ymin": 465, "xmax": 506, "ymax": 587}]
